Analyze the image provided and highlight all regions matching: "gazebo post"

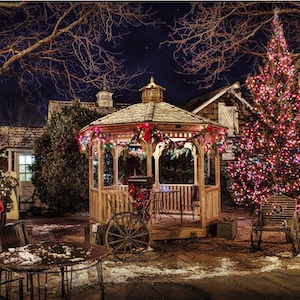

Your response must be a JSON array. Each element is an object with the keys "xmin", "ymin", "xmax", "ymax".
[
  {"xmin": 89, "ymin": 140, "xmax": 104, "ymax": 244},
  {"xmin": 193, "ymin": 147, "xmax": 198, "ymax": 185},
  {"xmin": 97, "ymin": 141, "xmax": 104, "ymax": 223},
  {"xmin": 145, "ymin": 141, "xmax": 153, "ymax": 177},
  {"xmin": 152, "ymin": 142, "xmax": 165, "ymax": 190},
  {"xmin": 88, "ymin": 144, "xmax": 93, "ymax": 242},
  {"xmin": 113, "ymin": 146, "xmax": 119, "ymax": 188},
  {"xmin": 194, "ymin": 139, "xmax": 206, "ymax": 229},
  {"xmin": 153, "ymin": 145, "xmax": 160, "ymax": 190},
  {"xmin": 214, "ymin": 149, "xmax": 221, "ymax": 214}
]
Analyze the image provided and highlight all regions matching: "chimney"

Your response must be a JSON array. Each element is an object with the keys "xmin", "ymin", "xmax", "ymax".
[{"xmin": 96, "ymin": 87, "xmax": 113, "ymax": 107}]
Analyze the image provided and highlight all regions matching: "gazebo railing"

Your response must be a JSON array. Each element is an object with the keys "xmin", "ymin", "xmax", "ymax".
[
  {"xmin": 90, "ymin": 184, "xmax": 220, "ymax": 226},
  {"xmin": 204, "ymin": 185, "xmax": 220, "ymax": 225},
  {"xmin": 108, "ymin": 184, "xmax": 195, "ymax": 214}
]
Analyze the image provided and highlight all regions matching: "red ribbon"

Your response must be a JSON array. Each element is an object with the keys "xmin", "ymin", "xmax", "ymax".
[
  {"xmin": 206, "ymin": 125, "xmax": 214, "ymax": 133},
  {"xmin": 140, "ymin": 123, "xmax": 154, "ymax": 142}
]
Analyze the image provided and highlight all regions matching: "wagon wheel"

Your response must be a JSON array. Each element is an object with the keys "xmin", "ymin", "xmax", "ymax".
[
  {"xmin": 291, "ymin": 211, "xmax": 300, "ymax": 255},
  {"xmin": 105, "ymin": 212, "xmax": 150, "ymax": 260},
  {"xmin": 250, "ymin": 210, "xmax": 262, "ymax": 250}
]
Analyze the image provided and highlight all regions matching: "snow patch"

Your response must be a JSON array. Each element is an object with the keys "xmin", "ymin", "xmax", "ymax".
[
  {"xmin": 185, "ymin": 257, "xmax": 250, "ymax": 280},
  {"xmin": 32, "ymin": 224, "xmax": 79, "ymax": 235},
  {"xmin": 259, "ymin": 256, "xmax": 282, "ymax": 272},
  {"xmin": 101, "ymin": 258, "xmax": 251, "ymax": 283},
  {"xmin": 286, "ymin": 254, "xmax": 300, "ymax": 270},
  {"xmin": 30, "ymin": 254, "xmax": 299, "ymax": 287}
]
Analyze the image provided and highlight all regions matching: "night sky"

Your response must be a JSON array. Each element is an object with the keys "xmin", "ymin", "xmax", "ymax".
[
  {"xmin": 110, "ymin": 2, "xmax": 246, "ymax": 107},
  {"xmin": 113, "ymin": 3, "xmax": 193, "ymax": 106},
  {"xmin": 0, "ymin": 2, "xmax": 250, "ymax": 126}
]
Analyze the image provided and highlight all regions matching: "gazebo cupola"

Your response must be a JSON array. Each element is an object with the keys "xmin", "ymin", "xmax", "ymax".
[{"xmin": 140, "ymin": 77, "xmax": 166, "ymax": 103}]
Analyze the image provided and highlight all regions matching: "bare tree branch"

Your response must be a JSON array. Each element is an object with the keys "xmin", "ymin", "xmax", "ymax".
[
  {"xmin": 0, "ymin": 2, "xmax": 158, "ymax": 108},
  {"xmin": 165, "ymin": 2, "xmax": 300, "ymax": 89}
]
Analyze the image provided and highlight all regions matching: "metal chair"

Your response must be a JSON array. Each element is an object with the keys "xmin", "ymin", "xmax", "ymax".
[
  {"xmin": 0, "ymin": 277, "xmax": 24, "ymax": 300},
  {"xmin": 182, "ymin": 185, "xmax": 199, "ymax": 220}
]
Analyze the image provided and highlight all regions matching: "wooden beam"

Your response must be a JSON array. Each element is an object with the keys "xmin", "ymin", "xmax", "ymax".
[{"xmin": 215, "ymin": 150, "xmax": 221, "ymax": 216}]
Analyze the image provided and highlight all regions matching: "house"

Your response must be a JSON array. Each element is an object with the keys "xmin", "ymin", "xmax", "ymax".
[
  {"xmin": 47, "ymin": 88, "xmax": 117, "ymax": 120},
  {"xmin": 182, "ymin": 81, "xmax": 253, "ymax": 161},
  {"xmin": 182, "ymin": 82, "xmax": 254, "ymax": 206},
  {"xmin": 0, "ymin": 126, "xmax": 44, "ymax": 215},
  {"xmin": 0, "ymin": 88, "xmax": 118, "ymax": 216}
]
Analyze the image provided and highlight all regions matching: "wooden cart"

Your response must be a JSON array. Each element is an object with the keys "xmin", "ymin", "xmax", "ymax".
[
  {"xmin": 250, "ymin": 194, "xmax": 300, "ymax": 254},
  {"xmin": 104, "ymin": 177, "xmax": 153, "ymax": 260}
]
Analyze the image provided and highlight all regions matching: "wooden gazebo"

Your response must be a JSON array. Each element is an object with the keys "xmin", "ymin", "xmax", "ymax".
[{"xmin": 79, "ymin": 77, "xmax": 227, "ymax": 242}]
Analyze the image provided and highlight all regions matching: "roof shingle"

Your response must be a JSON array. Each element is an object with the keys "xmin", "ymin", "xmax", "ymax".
[
  {"xmin": 0, "ymin": 126, "xmax": 44, "ymax": 151},
  {"xmin": 90, "ymin": 102, "xmax": 222, "ymax": 127}
]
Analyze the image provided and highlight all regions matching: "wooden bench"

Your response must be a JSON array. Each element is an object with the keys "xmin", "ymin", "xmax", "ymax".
[{"xmin": 250, "ymin": 194, "xmax": 300, "ymax": 254}]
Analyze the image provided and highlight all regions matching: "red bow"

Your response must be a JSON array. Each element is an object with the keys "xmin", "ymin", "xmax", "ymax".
[{"xmin": 141, "ymin": 123, "xmax": 154, "ymax": 142}]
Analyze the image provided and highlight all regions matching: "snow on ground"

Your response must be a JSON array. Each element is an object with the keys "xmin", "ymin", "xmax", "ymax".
[
  {"xmin": 23, "ymin": 215, "xmax": 300, "ymax": 291},
  {"xmin": 31, "ymin": 224, "xmax": 81, "ymax": 235},
  {"xmin": 55, "ymin": 254, "xmax": 300, "ymax": 287},
  {"xmin": 101, "ymin": 255, "xmax": 300, "ymax": 284}
]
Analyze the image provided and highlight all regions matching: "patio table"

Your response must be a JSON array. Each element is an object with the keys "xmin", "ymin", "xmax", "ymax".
[{"xmin": 0, "ymin": 241, "xmax": 111, "ymax": 300}]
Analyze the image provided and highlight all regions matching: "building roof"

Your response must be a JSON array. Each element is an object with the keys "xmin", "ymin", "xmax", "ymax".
[
  {"xmin": 89, "ymin": 101, "xmax": 222, "ymax": 128},
  {"xmin": 48, "ymin": 100, "xmax": 117, "ymax": 119},
  {"xmin": 182, "ymin": 82, "xmax": 253, "ymax": 113},
  {"xmin": 0, "ymin": 126, "xmax": 44, "ymax": 151}
]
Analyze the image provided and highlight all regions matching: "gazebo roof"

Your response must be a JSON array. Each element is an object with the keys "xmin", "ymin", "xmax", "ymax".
[{"xmin": 89, "ymin": 100, "xmax": 222, "ymax": 127}]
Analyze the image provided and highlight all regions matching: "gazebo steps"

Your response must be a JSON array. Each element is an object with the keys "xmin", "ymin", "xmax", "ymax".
[
  {"xmin": 151, "ymin": 227, "xmax": 207, "ymax": 240},
  {"xmin": 151, "ymin": 216, "xmax": 207, "ymax": 240}
]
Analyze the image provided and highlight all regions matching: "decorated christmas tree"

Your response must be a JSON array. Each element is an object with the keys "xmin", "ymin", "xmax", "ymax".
[{"xmin": 227, "ymin": 10, "xmax": 300, "ymax": 207}]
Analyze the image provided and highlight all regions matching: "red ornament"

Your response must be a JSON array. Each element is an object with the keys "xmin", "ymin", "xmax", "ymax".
[{"xmin": 206, "ymin": 125, "xmax": 214, "ymax": 133}]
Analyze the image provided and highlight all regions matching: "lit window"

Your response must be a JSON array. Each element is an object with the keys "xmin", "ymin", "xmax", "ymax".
[{"xmin": 19, "ymin": 154, "xmax": 35, "ymax": 182}]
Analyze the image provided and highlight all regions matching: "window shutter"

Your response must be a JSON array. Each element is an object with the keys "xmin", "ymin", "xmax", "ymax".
[{"xmin": 218, "ymin": 103, "xmax": 238, "ymax": 137}]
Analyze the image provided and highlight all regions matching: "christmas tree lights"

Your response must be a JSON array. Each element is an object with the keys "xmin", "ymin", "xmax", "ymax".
[{"xmin": 227, "ymin": 10, "xmax": 300, "ymax": 206}]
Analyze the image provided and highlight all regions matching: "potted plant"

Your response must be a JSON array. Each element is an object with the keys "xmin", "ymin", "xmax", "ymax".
[
  {"xmin": 0, "ymin": 170, "xmax": 19, "ymax": 226},
  {"xmin": 216, "ymin": 215, "xmax": 238, "ymax": 240}
]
